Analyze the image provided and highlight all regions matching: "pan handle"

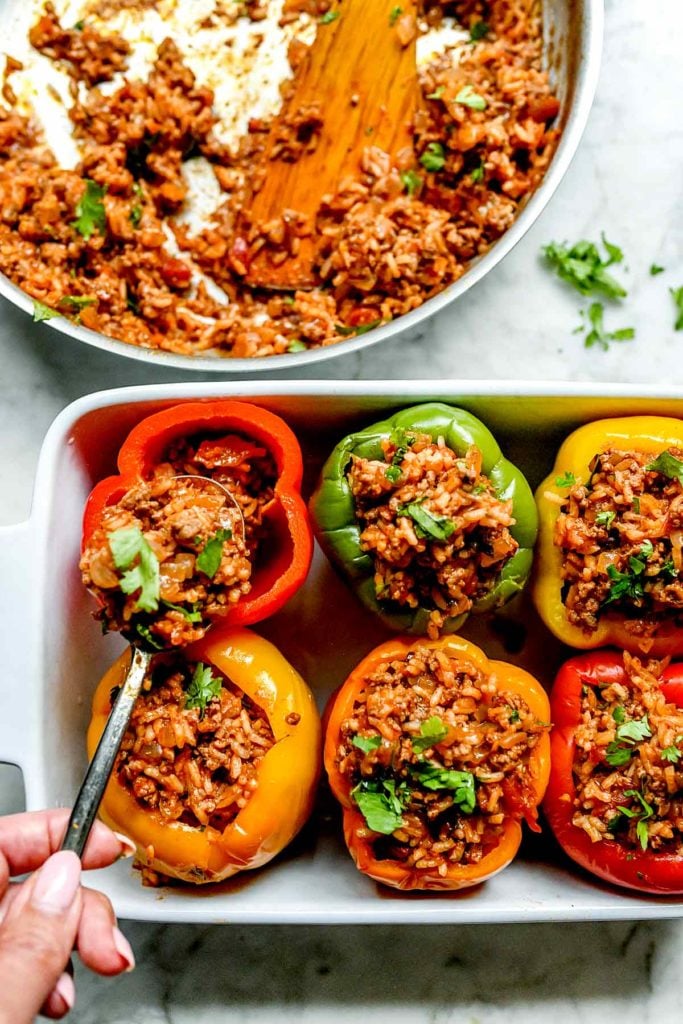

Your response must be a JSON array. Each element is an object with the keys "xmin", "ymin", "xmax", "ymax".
[{"xmin": 0, "ymin": 521, "xmax": 33, "ymax": 773}]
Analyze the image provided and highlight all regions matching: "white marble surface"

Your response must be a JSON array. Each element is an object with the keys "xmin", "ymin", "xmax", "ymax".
[{"xmin": 1, "ymin": 0, "xmax": 683, "ymax": 1020}]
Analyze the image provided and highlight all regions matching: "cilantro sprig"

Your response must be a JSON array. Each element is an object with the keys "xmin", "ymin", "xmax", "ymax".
[
  {"xmin": 196, "ymin": 528, "xmax": 233, "ymax": 579},
  {"xmin": 543, "ymin": 235, "xmax": 627, "ymax": 299},
  {"xmin": 420, "ymin": 142, "xmax": 446, "ymax": 172},
  {"xmin": 185, "ymin": 662, "xmax": 222, "ymax": 718},
  {"xmin": 671, "ymin": 287, "xmax": 683, "ymax": 331},
  {"xmin": 108, "ymin": 526, "xmax": 160, "ymax": 613},
  {"xmin": 646, "ymin": 450, "xmax": 683, "ymax": 485},
  {"xmin": 410, "ymin": 716, "xmax": 448, "ymax": 753},
  {"xmin": 605, "ymin": 713, "xmax": 652, "ymax": 767},
  {"xmin": 352, "ymin": 734, "xmax": 382, "ymax": 755},
  {"xmin": 616, "ymin": 789, "xmax": 654, "ymax": 851},
  {"xmin": 580, "ymin": 302, "xmax": 635, "ymax": 351},
  {"xmin": 410, "ymin": 763, "xmax": 477, "ymax": 814},
  {"xmin": 352, "ymin": 778, "xmax": 407, "ymax": 834}
]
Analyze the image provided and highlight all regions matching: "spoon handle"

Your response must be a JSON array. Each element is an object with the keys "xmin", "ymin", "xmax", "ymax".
[{"xmin": 61, "ymin": 646, "xmax": 152, "ymax": 857}]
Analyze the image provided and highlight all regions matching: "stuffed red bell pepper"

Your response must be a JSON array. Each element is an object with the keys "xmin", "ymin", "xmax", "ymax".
[
  {"xmin": 324, "ymin": 635, "xmax": 551, "ymax": 891},
  {"xmin": 80, "ymin": 400, "xmax": 312, "ymax": 648},
  {"xmin": 544, "ymin": 650, "xmax": 683, "ymax": 894}
]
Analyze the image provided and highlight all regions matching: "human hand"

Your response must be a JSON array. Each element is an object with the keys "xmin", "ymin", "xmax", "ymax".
[{"xmin": 0, "ymin": 809, "xmax": 136, "ymax": 1023}]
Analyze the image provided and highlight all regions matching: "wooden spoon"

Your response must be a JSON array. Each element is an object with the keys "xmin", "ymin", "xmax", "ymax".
[{"xmin": 243, "ymin": 0, "xmax": 418, "ymax": 291}]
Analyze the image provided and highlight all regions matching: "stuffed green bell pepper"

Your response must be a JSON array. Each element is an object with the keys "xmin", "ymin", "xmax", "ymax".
[{"xmin": 309, "ymin": 403, "xmax": 537, "ymax": 637}]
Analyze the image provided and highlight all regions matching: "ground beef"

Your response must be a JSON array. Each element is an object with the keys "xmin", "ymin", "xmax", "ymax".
[{"xmin": 348, "ymin": 432, "xmax": 518, "ymax": 637}]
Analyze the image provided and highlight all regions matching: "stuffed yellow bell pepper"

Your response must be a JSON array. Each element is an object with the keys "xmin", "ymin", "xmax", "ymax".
[
  {"xmin": 534, "ymin": 416, "xmax": 683, "ymax": 656},
  {"xmin": 88, "ymin": 626, "xmax": 321, "ymax": 884}
]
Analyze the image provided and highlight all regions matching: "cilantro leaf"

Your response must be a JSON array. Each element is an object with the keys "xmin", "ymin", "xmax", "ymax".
[
  {"xmin": 612, "ymin": 705, "xmax": 626, "ymax": 724},
  {"xmin": 319, "ymin": 9, "xmax": 339, "ymax": 23},
  {"xmin": 32, "ymin": 300, "xmax": 61, "ymax": 322},
  {"xmin": 411, "ymin": 763, "xmax": 476, "ymax": 813},
  {"xmin": 636, "ymin": 818, "xmax": 650, "ymax": 851},
  {"xmin": 661, "ymin": 744, "xmax": 680, "ymax": 763},
  {"xmin": 426, "ymin": 85, "xmax": 445, "ymax": 100},
  {"xmin": 605, "ymin": 742, "xmax": 633, "ymax": 767},
  {"xmin": 420, "ymin": 142, "xmax": 446, "ymax": 172},
  {"xmin": 72, "ymin": 179, "xmax": 108, "ymax": 240},
  {"xmin": 59, "ymin": 295, "xmax": 97, "ymax": 311},
  {"xmin": 385, "ymin": 465, "xmax": 402, "ymax": 482},
  {"xmin": 196, "ymin": 528, "xmax": 232, "ymax": 579},
  {"xmin": 411, "ymin": 716, "xmax": 448, "ymax": 753},
  {"xmin": 555, "ymin": 471, "xmax": 576, "ymax": 488},
  {"xmin": 618, "ymin": 789, "xmax": 654, "ymax": 850},
  {"xmin": 469, "ymin": 20, "xmax": 490, "ymax": 41},
  {"xmin": 543, "ymin": 237, "xmax": 628, "ymax": 299},
  {"xmin": 352, "ymin": 779, "xmax": 407, "ymax": 834},
  {"xmin": 108, "ymin": 526, "xmax": 160, "ymax": 613},
  {"xmin": 396, "ymin": 502, "xmax": 456, "ymax": 542},
  {"xmin": 287, "ymin": 339, "xmax": 308, "ymax": 353},
  {"xmin": 135, "ymin": 622, "xmax": 163, "ymax": 650},
  {"xmin": 162, "ymin": 600, "xmax": 203, "ymax": 623},
  {"xmin": 335, "ymin": 319, "xmax": 382, "ymax": 337},
  {"xmin": 470, "ymin": 160, "xmax": 485, "ymax": 183},
  {"xmin": 616, "ymin": 715, "xmax": 651, "ymax": 744},
  {"xmin": 455, "ymin": 85, "xmax": 487, "ymax": 111},
  {"xmin": 650, "ymin": 264, "xmax": 665, "ymax": 276},
  {"xmin": 582, "ymin": 302, "xmax": 635, "ymax": 351},
  {"xmin": 508, "ymin": 708, "xmax": 520, "ymax": 723},
  {"xmin": 646, "ymin": 450, "xmax": 683, "ymax": 485},
  {"xmin": 351, "ymin": 734, "xmax": 382, "ymax": 754},
  {"xmin": 400, "ymin": 169, "xmax": 423, "ymax": 197},
  {"xmin": 389, "ymin": 5, "xmax": 402, "ymax": 26},
  {"xmin": 596, "ymin": 510, "xmax": 616, "ymax": 529},
  {"xmin": 185, "ymin": 662, "xmax": 222, "ymax": 718},
  {"xmin": 671, "ymin": 286, "xmax": 683, "ymax": 331}
]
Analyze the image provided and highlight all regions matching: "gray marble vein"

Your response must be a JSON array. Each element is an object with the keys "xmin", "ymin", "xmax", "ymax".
[{"xmin": 1, "ymin": 0, "xmax": 683, "ymax": 1019}]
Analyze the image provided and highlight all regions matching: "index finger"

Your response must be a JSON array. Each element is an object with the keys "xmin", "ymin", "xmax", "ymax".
[{"xmin": 0, "ymin": 810, "xmax": 133, "ymax": 878}]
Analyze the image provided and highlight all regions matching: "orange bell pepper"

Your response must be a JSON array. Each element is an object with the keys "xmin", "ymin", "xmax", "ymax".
[
  {"xmin": 534, "ymin": 416, "xmax": 683, "ymax": 656},
  {"xmin": 324, "ymin": 635, "xmax": 551, "ymax": 891},
  {"xmin": 88, "ymin": 626, "xmax": 321, "ymax": 884}
]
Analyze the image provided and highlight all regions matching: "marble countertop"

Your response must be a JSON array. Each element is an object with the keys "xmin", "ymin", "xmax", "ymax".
[{"xmin": 1, "ymin": 0, "xmax": 682, "ymax": 1020}]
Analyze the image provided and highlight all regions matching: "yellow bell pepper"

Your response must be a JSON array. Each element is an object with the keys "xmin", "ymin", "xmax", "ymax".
[
  {"xmin": 534, "ymin": 416, "xmax": 683, "ymax": 656},
  {"xmin": 88, "ymin": 626, "xmax": 321, "ymax": 884}
]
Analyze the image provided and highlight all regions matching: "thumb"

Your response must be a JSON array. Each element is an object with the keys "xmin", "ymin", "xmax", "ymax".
[{"xmin": 0, "ymin": 851, "xmax": 82, "ymax": 1024}]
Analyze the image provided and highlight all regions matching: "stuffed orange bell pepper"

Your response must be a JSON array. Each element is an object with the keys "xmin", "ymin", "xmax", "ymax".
[
  {"xmin": 534, "ymin": 416, "xmax": 683, "ymax": 656},
  {"xmin": 545, "ymin": 650, "xmax": 683, "ymax": 894},
  {"xmin": 80, "ymin": 400, "xmax": 313, "ymax": 649},
  {"xmin": 324, "ymin": 635, "xmax": 550, "ymax": 891},
  {"xmin": 88, "ymin": 626, "xmax": 321, "ymax": 884}
]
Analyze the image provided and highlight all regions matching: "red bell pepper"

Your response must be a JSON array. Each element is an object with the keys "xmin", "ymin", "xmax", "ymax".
[
  {"xmin": 82, "ymin": 400, "xmax": 312, "ymax": 628},
  {"xmin": 544, "ymin": 650, "xmax": 683, "ymax": 894}
]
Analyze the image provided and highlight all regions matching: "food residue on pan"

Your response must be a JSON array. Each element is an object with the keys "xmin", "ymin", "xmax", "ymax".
[{"xmin": 0, "ymin": 0, "xmax": 561, "ymax": 359}]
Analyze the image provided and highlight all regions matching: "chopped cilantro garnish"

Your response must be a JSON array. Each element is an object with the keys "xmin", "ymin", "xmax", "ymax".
[
  {"xmin": 385, "ymin": 465, "xmax": 402, "ymax": 483},
  {"xmin": 108, "ymin": 526, "xmax": 160, "ymax": 613},
  {"xmin": 410, "ymin": 763, "xmax": 476, "ymax": 813},
  {"xmin": 389, "ymin": 5, "xmax": 403, "ymax": 26},
  {"xmin": 661, "ymin": 744, "xmax": 680, "ymax": 764},
  {"xmin": 470, "ymin": 160, "xmax": 485, "ymax": 183},
  {"xmin": 32, "ymin": 300, "xmax": 61, "ymax": 322},
  {"xmin": 509, "ymin": 708, "xmax": 520, "ymax": 723},
  {"xmin": 319, "ymin": 9, "xmax": 339, "ymax": 23},
  {"xmin": 396, "ymin": 502, "xmax": 456, "ymax": 542},
  {"xmin": 605, "ymin": 742, "xmax": 633, "ymax": 768},
  {"xmin": 555, "ymin": 471, "xmax": 576, "ymax": 488},
  {"xmin": 351, "ymin": 734, "xmax": 382, "ymax": 754},
  {"xmin": 671, "ymin": 287, "xmax": 683, "ymax": 331},
  {"xmin": 130, "ymin": 204, "xmax": 142, "ymax": 228},
  {"xmin": 287, "ymin": 339, "xmax": 308, "ymax": 353},
  {"xmin": 335, "ymin": 319, "xmax": 382, "ymax": 337},
  {"xmin": 595, "ymin": 510, "xmax": 616, "ymax": 530},
  {"xmin": 162, "ymin": 600, "xmax": 203, "ymax": 623},
  {"xmin": 616, "ymin": 715, "xmax": 652, "ymax": 744},
  {"xmin": 454, "ymin": 85, "xmax": 487, "ymax": 111},
  {"xmin": 400, "ymin": 169, "xmax": 423, "ymax": 196},
  {"xmin": 59, "ymin": 295, "xmax": 96, "ymax": 310},
  {"xmin": 618, "ymin": 789, "xmax": 654, "ymax": 851},
  {"xmin": 135, "ymin": 622, "xmax": 164, "ymax": 650},
  {"xmin": 352, "ymin": 778, "xmax": 407, "ymax": 834},
  {"xmin": 72, "ymin": 179, "xmax": 108, "ymax": 241},
  {"xmin": 185, "ymin": 662, "xmax": 222, "ymax": 718},
  {"xmin": 469, "ymin": 20, "xmax": 490, "ymax": 41},
  {"xmin": 73, "ymin": 19, "xmax": 84, "ymax": 30},
  {"xmin": 612, "ymin": 705, "xmax": 626, "ymax": 725},
  {"xmin": 543, "ymin": 235, "xmax": 627, "ymax": 299},
  {"xmin": 582, "ymin": 302, "xmax": 635, "ymax": 351},
  {"xmin": 426, "ymin": 85, "xmax": 445, "ymax": 100},
  {"xmin": 605, "ymin": 713, "xmax": 652, "ymax": 766},
  {"xmin": 650, "ymin": 264, "xmax": 665, "ymax": 276},
  {"xmin": 420, "ymin": 142, "xmax": 446, "ymax": 172},
  {"xmin": 411, "ymin": 716, "xmax": 448, "ymax": 753},
  {"xmin": 646, "ymin": 450, "xmax": 683, "ymax": 485},
  {"xmin": 196, "ymin": 528, "xmax": 232, "ymax": 579}
]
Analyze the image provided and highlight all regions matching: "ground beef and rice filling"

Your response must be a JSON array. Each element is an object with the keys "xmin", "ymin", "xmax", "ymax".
[
  {"xmin": 116, "ymin": 654, "xmax": 275, "ymax": 878},
  {"xmin": 571, "ymin": 654, "xmax": 683, "ymax": 854},
  {"xmin": 336, "ymin": 644, "xmax": 547, "ymax": 875},
  {"xmin": 0, "ymin": 0, "xmax": 560, "ymax": 358},
  {"xmin": 553, "ymin": 448, "xmax": 683, "ymax": 640},
  {"xmin": 348, "ymin": 432, "xmax": 518, "ymax": 637},
  {"xmin": 80, "ymin": 432, "xmax": 277, "ymax": 646}
]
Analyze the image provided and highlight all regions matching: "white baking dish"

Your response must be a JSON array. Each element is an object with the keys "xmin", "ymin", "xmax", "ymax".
[{"xmin": 2, "ymin": 380, "xmax": 683, "ymax": 924}]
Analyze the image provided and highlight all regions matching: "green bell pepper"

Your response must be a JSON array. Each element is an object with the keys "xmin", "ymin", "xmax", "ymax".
[{"xmin": 309, "ymin": 402, "xmax": 537, "ymax": 634}]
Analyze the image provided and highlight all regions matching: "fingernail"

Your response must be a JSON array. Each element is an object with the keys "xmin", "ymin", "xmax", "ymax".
[
  {"xmin": 31, "ymin": 851, "xmax": 81, "ymax": 915},
  {"xmin": 112, "ymin": 926, "xmax": 136, "ymax": 972},
  {"xmin": 113, "ymin": 832, "xmax": 137, "ymax": 859},
  {"xmin": 54, "ymin": 972, "xmax": 75, "ymax": 1013}
]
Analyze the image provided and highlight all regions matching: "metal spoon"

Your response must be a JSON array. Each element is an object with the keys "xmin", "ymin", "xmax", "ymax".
[{"xmin": 61, "ymin": 474, "xmax": 244, "ymax": 856}]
